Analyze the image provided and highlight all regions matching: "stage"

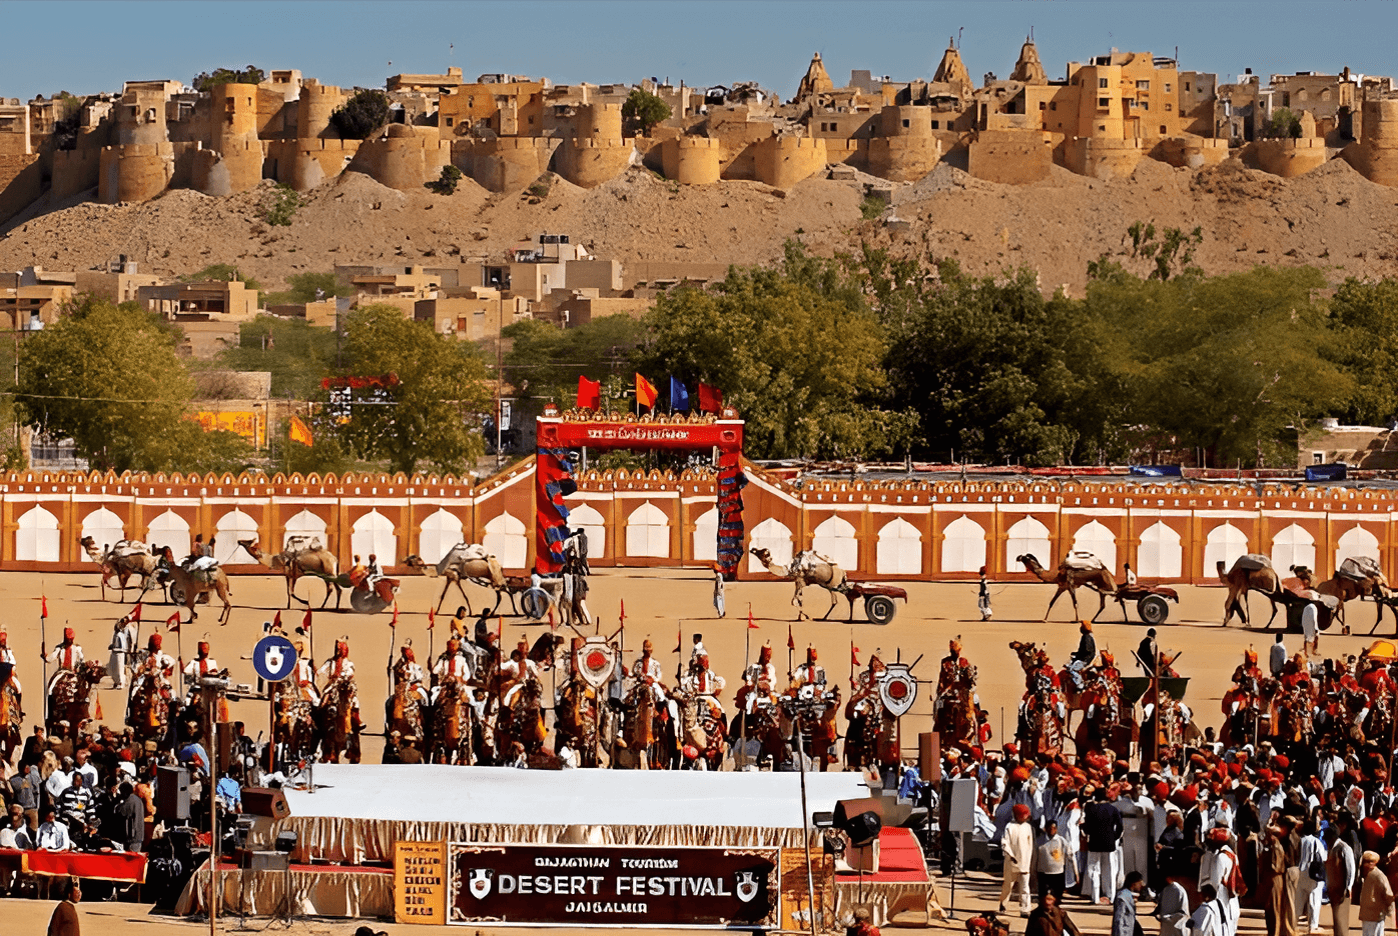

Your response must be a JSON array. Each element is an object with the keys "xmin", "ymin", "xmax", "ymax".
[
  {"xmin": 175, "ymin": 860, "xmax": 392, "ymax": 918},
  {"xmin": 833, "ymin": 828, "xmax": 944, "ymax": 927}
]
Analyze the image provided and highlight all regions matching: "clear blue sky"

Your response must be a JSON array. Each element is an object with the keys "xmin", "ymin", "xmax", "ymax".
[{"xmin": 3, "ymin": 1, "xmax": 1397, "ymax": 102}]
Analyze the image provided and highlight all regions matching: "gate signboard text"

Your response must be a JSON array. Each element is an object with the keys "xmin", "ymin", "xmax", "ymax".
[{"xmin": 448, "ymin": 844, "xmax": 779, "ymax": 927}]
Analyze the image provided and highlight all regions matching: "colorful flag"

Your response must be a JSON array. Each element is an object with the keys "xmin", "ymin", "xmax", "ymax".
[
  {"xmin": 131, "ymin": 602, "xmax": 142, "ymax": 624},
  {"xmin": 674, "ymin": 623, "xmax": 683, "ymax": 655},
  {"xmin": 619, "ymin": 599, "xmax": 625, "ymax": 630},
  {"xmin": 698, "ymin": 382, "xmax": 723, "ymax": 414},
  {"xmin": 166, "ymin": 612, "xmax": 181, "ymax": 632},
  {"xmin": 40, "ymin": 596, "xmax": 47, "ymax": 619},
  {"xmin": 94, "ymin": 696, "xmax": 104, "ymax": 720},
  {"xmin": 427, "ymin": 607, "xmax": 436, "ymax": 631},
  {"xmin": 302, "ymin": 609, "xmax": 313, "ymax": 631},
  {"xmin": 273, "ymin": 610, "xmax": 282, "ymax": 630},
  {"xmin": 635, "ymin": 373, "xmax": 658, "ymax": 410},
  {"xmin": 669, "ymin": 377, "xmax": 689, "ymax": 412},
  {"xmin": 391, "ymin": 604, "xmax": 399, "ymax": 628},
  {"xmin": 289, "ymin": 416, "xmax": 314, "ymax": 446},
  {"xmin": 851, "ymin": 642, "xmax": 861, "ymax": 667},
  {"xmin": 748, "ymin": 607, "xmax": 759, "ymax": 629},
  {"xmin": 577, "ymin": 376, "xmax": 602, "ymax": 410},
  {"xmin": 787, "ymin": 624, "xmax": 795, "ymax": 650}
]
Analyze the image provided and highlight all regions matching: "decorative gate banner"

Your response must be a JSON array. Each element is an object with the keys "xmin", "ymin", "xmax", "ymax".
[{"xmin": 448, "ymin": 844, "xmax": 779, "ymax": 927}]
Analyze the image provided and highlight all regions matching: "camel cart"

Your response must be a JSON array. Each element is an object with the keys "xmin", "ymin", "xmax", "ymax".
[
  {"xmin": 1114, "ymin": 583, "xmax": 1179, "ymax": 626},
  {"xmin": 829, "ymin": 583, "xmax": 908, "ymax": 625}
]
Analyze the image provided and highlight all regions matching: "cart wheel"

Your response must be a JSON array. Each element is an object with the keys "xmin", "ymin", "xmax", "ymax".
[
  {"xmin": 1138, "ymin": 595, "xmax": 1170, "ymax": 625},
  {"xmin": 520, "ymin": 587, "xmax": 552, "ymax": 621},
  {"xmin": 865, "ymin": 595, "xmax": 897, "ymax": 625},
  {"xmin": 169, "ymin": 583, "xmax": 187, "ymax": 607}
]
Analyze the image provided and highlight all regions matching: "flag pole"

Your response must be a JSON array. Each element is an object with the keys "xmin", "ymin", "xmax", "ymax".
[
  {"xmin": 739, "ymin": 605, "xmax": 751, "ymax": 770},
  {"xmin": 39, "ymin": 596, "xmax": 48, "ymax": 727}
]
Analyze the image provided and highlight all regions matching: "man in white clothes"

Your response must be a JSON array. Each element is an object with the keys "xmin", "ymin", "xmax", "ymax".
[
  {"xmin": 999, "ymin": 803, "xmax": 1034, "ymax": 916},
  {"xmin": 1296, "ymin": 818, "xmax": 1327, "ymax": 934},
  {"xmin": 1200, "ymin": 827, "xmax": 1242, "ymax": 936},
  {"xmin": 107, "ymin": 616, "xmax": 137, "ymax": 690},
  {"xmin": 1190, "ymin": 883, "xmax": 1224, "ymax": 936}
]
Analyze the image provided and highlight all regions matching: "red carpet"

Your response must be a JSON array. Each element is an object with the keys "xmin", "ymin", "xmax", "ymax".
[{"xmin": 839, "ymin": 827, "xmax": 930, "ymax": 883}]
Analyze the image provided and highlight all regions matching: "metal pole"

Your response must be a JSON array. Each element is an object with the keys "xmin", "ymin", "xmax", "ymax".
[
  {"xmin": 795, "ymin": 718, "xmax": 818, "ymax": 936},
  {"xmin": 496, "ymin": 297, "xmax": 503, "ymax": 470},
  {"xmin": 207, "ymin": 685, "xmax": 219, "ymax": 936}
]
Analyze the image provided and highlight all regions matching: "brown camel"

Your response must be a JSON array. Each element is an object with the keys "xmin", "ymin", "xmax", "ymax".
[
  {"xmin": 1016, "ymin": 554, "xmax": 1117, "ymax": 622},
  {"xmin": 403, "ymin": 543, "xmax": 507, "ymax": 614},
  {"xmin": 158, "ymin": 546, "xmax": 233, "ymax": 625},
  {"xmin": 1217, "ymin": 556, "xmax": 1281, "ymax": 628},
  {"xmin": 749, "ymin": 547, "xmax": 849, "ymax": 621},
  {"xmin": 239, "ymin": 536, "xmax": 341, "ymax": 609},
  {"xmin": 1292, "ymin": 561, "xmax": 1390, "ymax": 633},
  {"xmin": 80, "ymin": 536, "xmax": 158, "ymax": 601}
]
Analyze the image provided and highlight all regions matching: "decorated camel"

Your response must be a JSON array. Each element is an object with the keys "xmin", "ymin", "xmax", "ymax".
[
  {"xmin": 80, "ymin": 537, "xmax": 159, "ymax": 601},
  {"xmin": 1217, "ymin": 554, "xmax": 1282, "ymax": 628},
  {"xmin": 1292, "ymin": 559, "xmax": 1391, "ymax": 633},
  {"xmin": 1016, "ymin": 554, "xmax": 1117, "ymax": 622},
  {"xmin": 403, "ymin": 543, "xmax": 507, "ymax": 615},
  {"xmin": 749, "ymin": 547, "xmax": 849, "ymax": 620},
  {"xmin": 238, "ymin": 537, "xmax": 342, "ymax": 609},
  {"xmin": 157, "ymin": 546, "xmax": 233, "ymax": 624}
]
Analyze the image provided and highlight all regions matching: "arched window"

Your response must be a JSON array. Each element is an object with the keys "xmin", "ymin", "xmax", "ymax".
[
  {"xmin": 1336, "ymin": 525, "xmax": 1381, "ymax": 574},
  {"xmin": 483, "ymin": 512, "xmax": 527, "ymax": 569},
  {"xmin": 1137, "ymin": 522, "xmax": 1182, "ymax": 578},
  {"xmin": 1006, "ymin": 516, "xmax": 1052, "ymax": 569},
  {"xmin": 1203, "ymin": 522, "xmax": 1250, "ymax": 577},
  {"xmin": 417, "ymin": 509, "xmax": 464, "ymax": 565},
  {"xmin": 748, "ymin": 518, "xmax": 793, "ymax": 573},
  {"xmin": 351, "ymin": 509, "xmax": 397, "ymax": 566},
  {"xmin": 876, "ymin": 518, "xmax": 922, "ymax": 575},
  {"xmin": 941, "ymin": 515, "xmax": 986, "ymax": 573},
  {"xmin": 16, "ymin": 506, "xmax": 60, "ymax": 562},
  {"xmin": 812, "ymin": 515, "xmax": 858, "ymax": 569},
  {"xmin": 282, "ymin": 509, "xmax": 327, "ymax": 550},
  {"xmin": 625, "ymin": 501, "xmax": 670, "ymax": 559},
  {"xmin": 146, "ymin": 509, "xmax": 190, "ymax": 559},
  {"xmin": 214, "ymin": 509, "xmax": 259, "ymax": 563},
  {"xmin": 1270, "ymin": 523, "xmax": 1315, "ymax": 573},
  {"xmin": 1071, "ymin": 520, "xmax": 1117, "ymax": 571},
  {"xmin": 80, "ymin": 507, "xmax": 125, "ymax": 563},
  {"xmin": 566, "ymin": 503, "xmax": 607, "ymax": 559},
  {"xmin": 692, "ymin": 506, "xmax": 718, "ymax": 562}
]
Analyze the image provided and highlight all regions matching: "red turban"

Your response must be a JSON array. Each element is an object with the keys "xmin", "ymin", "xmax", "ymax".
[
  {"xmin": 63, "ymin": 627, "xmax": 74, "ymax": 641},
  {"xmin": 1012, "ymin": 803, "xmax": 1032, "ymax": 821},
  {"xmin": 1207, "ymin": 828, "xmax": 1230, "ymax": 844},
  {"xmin": 1004, "ymin": 743, "xmax": 1019, "ymax": 756},
  {"xmin": 1274, "ymin": 755, "xmax": 1290, "ymax": 769},
  {"xmin": 1011, "ymin": 766, "xmax": 1031, "ymax": 783},
  {"xmin": 1152, "ymin": 781, "xmax": 1170, "ymax": 799},
  {"xmin": 1227, "ymin": 763, "xmax": 1242, "ymax": 777}
]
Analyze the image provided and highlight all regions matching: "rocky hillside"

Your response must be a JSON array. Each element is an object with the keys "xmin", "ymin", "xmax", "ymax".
[{"xmin": 2, "ymin": 156, "xmax": 1397, "ymax": 297}]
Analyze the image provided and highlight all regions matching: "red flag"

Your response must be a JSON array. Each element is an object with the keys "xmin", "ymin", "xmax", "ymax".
[
  {"xmin": 748, "ymin": 607, "xmax": 759, "ymax": 629},
  {"xmin": 40, "ymin": 596, "xmax": 47, "ymax": 619},
  {"xmin": 787, "ymin": 624, "xmax": 795, "ymax": 650},
  {"xmin": 427, "ymin": 607, "xmax": 436, "ymax": 631},
  {"xmin": 577, "ymin": 375, "xmax": 602, "ymax": 410},
  {"xmin": 619, "ymin": 599, "xmax": 625, "ymax": 630},
  {"xmin": 674, "ymin": 623, "xmax": 682, "ymax": 655},
  {"xmin": 131, "ymin": 602, "xmax": 142, "ymax": 624},
  {"xmin": 165, "ymin": 612, "xmax": 181, "ymax": 632},
  {"xmin": 635, "ymin": 373, "xmax": 658, "ymax": 410},
  {"xmin": 851, "ymin": 642, "xmax": 860, "ymax": 667},
  {"xmin": 302, "ymin": 609, "xmax": 313, "ymax": 631},
  {"xmin": 391, "ymin": 604, "xmax": 399, "ymax": 628},
  {"xmin": 698, "ymin": 382, "xmax": 723, "ymax": 414},
  {"xmin": 94, "ymin": 696, "xmax": 104, "ymax": 721},
  {"xmin": 273, "ymin": 610, "xmax": 282, "ymax": 629}
]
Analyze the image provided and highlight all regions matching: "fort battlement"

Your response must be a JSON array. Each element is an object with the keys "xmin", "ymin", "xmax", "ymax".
[
  {"xmin": 661, "ymin": 136, "xmax": 722, "ymax": 184},
  {"xmin": 50, "ymin": 147, "xmax": 100, "ymax": 201},
  {"xmin": 348, "ymin": 129, "xmax": 450, "ymax": 191},
  {"xmin": 968, "ymin": 129, "xmax": 1052, "ymax": 184},
  {"xmin": 868, "ymin": 134, "xmax": 941, "ymax": 182},
  {"xmin": 1066, "ymin": 136, "xmax": 1144, "ymax": 180},
  {"xmin": 751, "ymin": 135, "xmax": 827, "ymax": 189},
  {"xmin": 553, "ymin": 134, "xmax": 635, "ymax": 188},
  {"xmin": 1249, "ymin": 136, "xmax": 1328, "ymax": 179},
  {"xmin": 1343, "ymin": 98, "xmax": 1398, "ymax": 186}
]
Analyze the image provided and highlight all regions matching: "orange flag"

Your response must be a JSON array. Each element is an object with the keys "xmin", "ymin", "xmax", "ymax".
[
  {"xmin": 41, "ymin": 596, "xmax": 47, "ymax": 619},
  {"xmin": 165, "ymin": 612, "xmax": 181, "ymax": 632},
  {"xmin": 94, "ymin": 696, "xmax": 104, "ymax": 721},
  {"xmin": 787, "ymin": 624, "xmax": 795, "ymax": 650},
  {"xmin": 427, "ymin": 607, "xmax": 436, "ymax": 631},
  {"xmin": 391, "ymin": 604, "xmax": 399, "ymax": 628},
  {"xmin": 302, "ymin": 609, "xmax": 313, "ymax": 631},
  {"xmin": 635, "ymin": 373, "xmax": 658, "ymax": 410},
  {"xmin": 289, "ymin": 416, "xmax": 314, "ymax": 446},
  {"xmin": 747, "ymin": 607, "xmax": 759, "ymax": 630}
]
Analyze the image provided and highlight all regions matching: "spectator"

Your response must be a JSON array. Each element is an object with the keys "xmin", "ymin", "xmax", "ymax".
[
  {"xmin": 71, "ymin": 749, "xmax": 98, "ymax": 790},
  {"xmin": 9, "ymin": 759, "xmax": 42, "ymax": 829},
  {"xmin": 1084, "ymin": 785, "xmax": 1124, "ymax": 905},
  {"xmin": 1326, "ymin": 824, "xmax": 1357, "ymax": 936},
  {"xmin": 0, "ymin": 804, "xmax": 32, "ymax": 848},
  {"xmin": 1190, "ymin": 883, "xmax": 1224, "ymax": 936},
  {"xmin": 45, "ymin": 877, "xmax": 81, "ymax": 936},
  {"xmin": 1157, "ymin": 879, "xmax": 1190, "ymax": 936},
  {"xmin": 56, "ymin": 774, "xmax": 93, "ymax": 832},
  {"xmin": 1113, "ymin": 871, "xmax": 1146, "ymax": 936},
  {"xmin": 216, "ymin": 771, "xmax": 242, "ymax": 813},
  {"xmin": 35, "ymin": 807, "xmax": 70, "ymax": 851},
  {"xmin": 42, "ymin": 753, "xmax": 70, "ymax": 806},
  {"xmin": 114, "ymin": 782, "xmax": 145, "ymax": 853},
  {"xmin": 1026, "ymin": 891, "xmax": 1081, "ymax": 936},
  {"xmin": 20, "ymin": 726, "xmax": 46, "ymax": 766},
  {"xmin": 1298, "ymin": 817, "xmax": 1328, "ymax": 935},
  {"xmin": 1359, "ymin": 851, "xmax": 1393, "ymax": 936},
  {"xmin": 1035, "ymin": 818, "xmax": 1069, "ymax": 901},
  {"xmin": 999, "ymin": 802, "xmax": 1034, "ymax": 916}
]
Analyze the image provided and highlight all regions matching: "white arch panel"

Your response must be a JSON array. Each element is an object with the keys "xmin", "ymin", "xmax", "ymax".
[
  {"xmin": 80, "ymin": 507, "xmax": 125, "ymax": 563},
  {"xmin": 16, "ymin": 506, "xmax": 60, "ymax": 562},
  {"xmin": 418, "ymin": 509, "xmax": 464, "ymax": 566},
  {"xmin": 876, "ymin": 517, "xmax": 922, "ymax": 576},
  {"xmin": 748, "ymin": 518, "xmax": 793, "ymax": 573},
  {"xmin": 1006, "ymin": 516, "xmax": 1052, "ymax": 569},
  {"xmin": 351, "ymin": 509, "xmax": 397, "ymax": 566},
  {"xmin": 625, "ymin": 501, "xmax": 670, "ymax": 559},
  {"xmin": 483, "ymin": 512, "xmax": 528, "ymax": 569},
  {"xmin": 567, "ymin": 503, "xmax": 607, "ymax": 560},
  {"xmin": 812, "ymin": 515, "xmax": 859, "ymax": 570},
  {"xmin": 1137, "ymin": 522, "xmax": 1182, "ymax": 579}
]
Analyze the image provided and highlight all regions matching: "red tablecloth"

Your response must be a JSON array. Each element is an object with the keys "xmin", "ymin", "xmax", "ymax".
[{"xmin": 0, "ymin": 848, "xmax": 148, "ymax": 882}]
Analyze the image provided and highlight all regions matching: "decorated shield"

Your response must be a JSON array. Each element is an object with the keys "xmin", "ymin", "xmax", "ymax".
[
  {"xmin": 576, "ymin": 637, "xmax": 617, "ymax": 689},
  {"xmin": 878, "ymin": 663, "xmax": 917, "ymax": 717}
]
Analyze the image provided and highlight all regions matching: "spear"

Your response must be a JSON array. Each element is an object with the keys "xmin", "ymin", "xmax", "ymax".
[{"xmin": 39, "ymin": 595, "xmax": 48, "ymax": 726}]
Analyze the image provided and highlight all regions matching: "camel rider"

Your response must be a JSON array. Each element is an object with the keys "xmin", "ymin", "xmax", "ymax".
[
  {"xmin": 1026, "ymin": 648, "xmax": 1059, "ymax": 696},
  {"xmin": 1065, "ymin": 621, "xmax": 1097, "ymax": 691},
  {"xmin": 0, "ymin": 630, "xmax": 21, "ymax": 695},
  {"xmin": 687, "ymin": 634, "xmax": 708, "ymax": 678},
  {"xmin": 938, "ymin": 638, "xmax": 965, "ymax": 697},
  {"xmin": 735, "ymin": 642, "xmax": 778, "ymax": 714},
  {"xmin": 450, "ymin": 606, "xmax": 469, "ymax": 640},
  {"xmin": 183, "ymin": 641, "xmax": 220, "ymax": 683},
  {"xmin": 1086, "ymin": 651, "xmax": 1123, "ymax": 722},
  {"xmin": 852, "ymin": 653, "xmax": 887, "ymax": 698},
  {"xmin": 366, "ymin": 554, "xmax": 381, "ymax": 580},
  {"xmin": 1141, "ymin": 689, "xmax": 1192, "ymax": 728},
  {"xmin": 46, "ymin": 628, "xmax": 84, "ymax": 693},
  {"xmin": 1232, "ymin": 648, "xmax": 1263, "ymax": 687},
  {"xmin": 318, "ymin": 640, "xmax": 364, "ymax": 733},
  {"xmin": 689, "ymin": 651, "xmax": 726, "ymax": 722},
  {"xmin": 290, "ymin": 639, "xmax": 320, "ymax": 706},
  {"xmin": 432, "ymin": 637, "xmax": 473, "ymax": 700},
  {"xmin": 792, "ymin": 646, "xmax": 827, "ymax": 690},
  {"xmin": 628, "ymin": 639, "xmax": 667, "ymax": 706},
  {"xmin": 393, "ymin": 645, "xmax": 429, "ymax": 707},
  {"xmin": 129, "ymin": 634, "xmax": 175, "ymax": 700},
  {"xmin": 500, "ymin": 638, "xmax": 541, "ymax": 708},
  {"xmin": 348, "ymin": 555, "xmax": 366, "ymax": 587}
]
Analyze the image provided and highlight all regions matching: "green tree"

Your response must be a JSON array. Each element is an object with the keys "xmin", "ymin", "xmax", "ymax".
[
  {"xmin": 425, "ymin": 164, "xmax": 464, "ymax": 195},
  {"xmin": 1328, "ymin": 276, "xmax": 1398, "ymax": 425},
  {"xmin": 180, "ymin": 264, "xmax": 262, "ymax": 293},
  {"xmin": 330, "ymin": 90, "xmax": 391, "ymax": 140},
  {"xmin": 621, "ymin": 89, "xmax": 671, "ymax": 137},
  {"xmin": 1264, "ymin": 107, "xmax": 1303, "ymax": 139},
  {"xmin": 216, "ymin": 315, "xmax": 340, "ymax": 398},
  {"xmin": 333, "ymin": 304, "xmax": 492, "ymax": 474},
  {"xmin": 640, "ymin": 243, "xmax": 913, "ymax": 459},
  {"xmin": 261, "ymin": 184, "xmax": 302, "ymax": 226},
  {"xmin": 1089, "ymin": 221, "xmax": 1203, "ymax": 283},
  {"xmin": 263, "ymin": 271, "xmax": 355, "ymax": 306},
  {"xmin": 502, "ymin": 315, "xmax": 648, "ymax": 404},
  {"xmin": 18, "ymin": 301, "xmax": 251, "ymax": 472},
  {"xmin": 192, "ymin": 66, "xmax": 266, "ymax": 92}
]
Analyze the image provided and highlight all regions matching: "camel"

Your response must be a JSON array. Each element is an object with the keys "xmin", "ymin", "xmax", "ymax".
[
  {"xmin": 1016, "ymin": 554, "xmax": 1117, "ymax": 622},
  {"xmin": 158, "ymin": 547, "xmax": 233, "ymax": 625},
  {"xmin": 239, "ymin": 537, "xmax": 341, "ymax": 610},
  {"xmin": 1292, "ymin": 561, "xmax": 1391, "ymax": 633},
  {"xmin": 403, "ymin": 543, "xmax": 507, "ymax": 615},
  {"xmin": 1217, "ymin": 555, "xmax": 1281, "ymax": 628},
  {"xmin": 749, "ymin": 547, "xmax": 849, "ymax": 621},
  {"xmin": 80, "ymin": 536, "xmax": 159, "ymax": 601}
]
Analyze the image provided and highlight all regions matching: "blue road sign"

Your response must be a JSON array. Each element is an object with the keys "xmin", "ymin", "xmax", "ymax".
[{"xmin": 253, "ymin": 635, "xmax": 297, "ymax": 683}]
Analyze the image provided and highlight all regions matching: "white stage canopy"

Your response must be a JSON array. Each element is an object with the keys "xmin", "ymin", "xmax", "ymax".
[{"xmin": 284, "ymin": 764, "xmax": 869, "ymax": 829}]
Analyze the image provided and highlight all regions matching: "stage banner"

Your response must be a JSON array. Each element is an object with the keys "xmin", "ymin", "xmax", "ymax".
[
  {"xmin": 448, "ymin": 844, "xmax": 779, "ymax": 927},
  {"xmin": 395, "ymin": 840, "xmax": 448, "ymax": 924}
]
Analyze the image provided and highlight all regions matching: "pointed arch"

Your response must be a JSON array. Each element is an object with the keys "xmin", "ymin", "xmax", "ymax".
[
  {"xmin": 876, "ymin": 517, "xmax": 922, "ymax": 575},
  {"xmin": 418, "ymin": 509, "xmax": 464, "ymax": 565},
  {"xmin": 80, "ymin": 508, "xmax": 126, "ymax": 563},
  {"xmin": 351, "ymin": 509, "xmax": 397, "ymax": 566},
  {"xmin": 1137, "ymin": 521, "xmax": 1182, "ymax": 579},
  {"xmin": 1203, "ymin": 522, "xmax": 1250, "ymax": 576},
  {"xmin": 15, "ymin": 506, "xmax": 60, "ymax": 562},
  {"xmin": 692, "ymin": 506, "xmax": 719, "ymax": 563},
  {"xmin": 146, "ymin": 510, "xmax": 190, "ymax": 559},
  {"xmin": 282, "ymin": 509, "xmax": 327, "ymax": 550},
  {"xmin": 1336, "ymin": 525, "xmax": 1381, "ymax": 573},
  {"xmin": 567, "ymin": 503, "xmax": 607, "ymax": 559},
  {"xmin": 625, "ymin": 501, "xmax": 670, "ymax": 559},
  {"xmin": 1071, "ymin": 520, "xmax": 1117, "ymax": 571},
  {"xmin": 1006, "ymin": 515, "xmax": 1052, "ymax": 568},
  {"xmin": 748, "ymin": 518, "xmax": 793, "ymax": 573},
  {"xmin": 812, "ymin": 515, "xmax": 859, "ymax": 569},
  {"xmin": 214, "ymin": 509, "xmax": 260, "ymax": 563},
  {"xmin": 1269, "ymin": 523, "xmax": 1315, "ymax": 573},
  {"xmin": 941, "ymin": 515, "xmax": 986, "ymax": 574},
  {"xmin": 483, "ymin": 512, "xmax": 527, "ymax": 569}
]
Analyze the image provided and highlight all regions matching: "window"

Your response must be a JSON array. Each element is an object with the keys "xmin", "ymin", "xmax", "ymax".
[
  {"xmin": 1165, "ymin": 83, "xmax": 1172, "ymax": 93},
  {"xmin": 1099, "ymin": 124, "xmax": 1107, "ymax": 131},
  {"xmin": 1185, "ymin": 81, "xmax": 1191, "ymax": 91},
  {"xmin": 1312, "ymin": 452, "xmax": 1325, "ymax": 465},
  {"xmin": 1050, "ymin": 101, "xmax": 1057, "ymax": 111},
  {"xmin": 931, "ymin": 120, "xmax": 939, "ymax": 129},
  {"xmin": 1136, "ymin": 80, "xmax": 1150, "ymax": 90},
  {"xmin": 1038, "ymin": 101, "xmax": 1045, "ymax": 110},
  {"xmin": 1099, "ymin": 97, "xmax": 1110, "ymax": 108},
  {"xmin": 445, "ymin": 117, "xmax": 454, "ymax": 126},
  {"xmin": 1140, "ymin": 101, "xmax": 1149, "ymax": 110},
  {"xmin": 1165, "ymin": 103, "xmax": 1173, "ymax": 111},
  {"xmin": 1160, "ymin": 125, "xmax": 1167, "ymax": 134},
  {"xmin": 1098, "ymin": 78, "xmax": 1109, "ymax": 89},
  {"xmin": 902, "ymin": 119, "xmax": 909, "ymax": 128}
]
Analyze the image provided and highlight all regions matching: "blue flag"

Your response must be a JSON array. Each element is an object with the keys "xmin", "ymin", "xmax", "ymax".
[{"xmin": 669, "ymin": 377, "xmax": 690, "ymax": 411}]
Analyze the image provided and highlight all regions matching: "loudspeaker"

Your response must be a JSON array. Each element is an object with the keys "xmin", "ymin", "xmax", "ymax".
[
  {"xmin": 241, "ymin": 787, "xmax": 291, "ymax": 820},
  {"xmin": 940, "ymin": 778, "xmax": 977, "ymax": 833},
  {"xmin": 919, "ymin": 732, "xmax": 939, "ymax": 780},
  {"xmin": 834, "ymin": 797, "xmax": 884, "ymax": 847},
  {"xmin": 155, "ymin": 765, "xmax": 191, "ymax": 822},
  {"xmin": 236, "ymin": 849, "xmax": 289, "ymax": 871}
]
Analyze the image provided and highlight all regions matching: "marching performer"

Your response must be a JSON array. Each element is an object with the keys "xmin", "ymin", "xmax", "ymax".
[
  {"xmin": 318, "ymin": 639, "xmax": 364, "ymax": 733},
  {"xmin": 393, "ymin": 644, "xmax": 429, "ymax": 707},
  {"xmin": 630, "ymin": 639, "xmax": 666, "ymax": 705},
  {"xmin": 690, "ymin": 650, "xmax": 726, "ymax": 722},
  {"xmin": 128, "ymin": 633, "xmax": 175, "ymax": 698},
  {"xmin": 45, "ymin": 628, "xmax": 84, "ymax": 693},
  {"xmin": 792, "ymin": 645, "xmax": 827, "ymax": 689},
  {"xmin": 107, "ymin": 617, "xmax": 137, "ymax": 690},
  {"xmin": 182, "ymin": 640, "xmax": 220, "ymax": 682},
  {"xmin": 0, "ymin": 630, "xmax": 20, "ymax": 695},
  {"xmin": 737, "ymin": 641, "xmax": 778, "ymax": 714},
  {"xmin": 290, "ymin": 639, "xmax": 320, "ymax": 706},
  {"xmin": 499, "ymin": 638, "xmax": 541, "ymax": 708}
]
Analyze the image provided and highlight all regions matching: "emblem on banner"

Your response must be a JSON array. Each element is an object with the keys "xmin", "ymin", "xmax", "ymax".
[
  {"xmin": 577, "ymin": 637, "xmax": 617, "ymax": 689},
  {"xmin": 878, "ymin": 663, "xmax": 917, "ymax": 717},
  {"xmin": 468, "ymin": 868, "xmax": 494, "ymax": 899},
  {"xmin": 735, "ymin": 871, "xmax": 759, "ymax": 903}
]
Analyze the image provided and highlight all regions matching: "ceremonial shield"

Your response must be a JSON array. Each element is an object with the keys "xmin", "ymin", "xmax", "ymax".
[
  {"xmin": 577, "ymin": 637, "xmax": 616, "ymax": 689},
  {"xmin": 879, "ymin": 663, "xmax": 917, "ymax": 717}
]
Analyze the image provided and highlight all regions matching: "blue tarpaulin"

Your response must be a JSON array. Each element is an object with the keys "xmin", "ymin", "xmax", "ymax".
[
  {"xmin": 1129, "ymin": 465, "xmax": 1183, "ymax": 477},
  {"xmin": 1305, "ymin": 463, "xmax": 1348, "ymax": 482}
]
